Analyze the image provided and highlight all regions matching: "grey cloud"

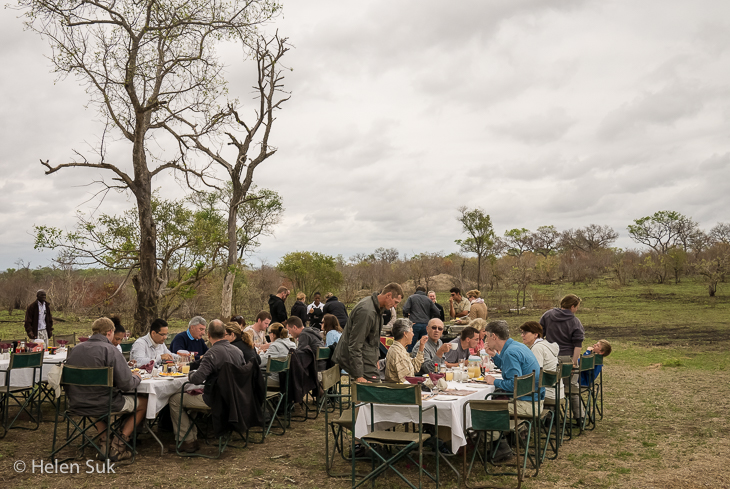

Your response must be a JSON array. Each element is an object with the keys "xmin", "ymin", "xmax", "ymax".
[{"xmin": 490, "ymin": 108, "xmax": 576, "ymax": 145}]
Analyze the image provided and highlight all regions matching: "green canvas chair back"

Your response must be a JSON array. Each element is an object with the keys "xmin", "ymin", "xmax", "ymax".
[
  {"xmin": 540, "ymin": 368, "xmax": 559, "ymax": 389},
  {"xmin": 594, "ymin": 354, "xmax": 604, "ymax": 366},
  {"xmin": 317, "ymin": 347, "xmax": 331, "ymax": 361},
  {"xmin": 467, "ymin": 400, "xmax": 512, "ymax": 432},
  {"xmin": 9, "ymin": 351, "xmax": 44, "ymax": 370},
  {"xmin": 354, "ymin": 382, "xmax": 422, "ymax": 406},
  {"xmin": 321, "ymin": 364, "xmax": 341, "ymax": 391},
  {"xmin": 559, "ymin": 360, "xmax": 573, "ymax": 379},
  {"xmin": 53, "ymin": 333, "xmax": 76, "ymax": 347},
  {"xmin": 267, "ymin": 356, "xmax": 290, "ymax": 374},
  {"xmin": 514, "ymin": 371, "xmax": 536, "ymax": 399},
  {"xmin": 579, "ymin": 353, "xmax": 595, "ymax": 373},
  {"xmin": 61, "ymin": 366, "xmax": 114, "ymax": 387},
  {"xmin": 120, "ymin": 342, "xmax": 134, "ymax": 353}
]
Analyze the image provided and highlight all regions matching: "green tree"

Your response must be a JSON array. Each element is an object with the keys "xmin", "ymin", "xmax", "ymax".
[
  {"xmin": 455, "ymin": 206, "xmax": 496, "ymax": 291},
  {"xmin": 503, "ymin": 228, "xmax": 532, "ymax": 256},
  {"xmin": 34, "ymin": 196, "xmax": 227, "ymax": 333},
  {"xmin": 628, "ymin": 211, "xmax": 698, "ymax": 254},
  {"xmin": 20, "ymin": 0, "xmax": 279, "ymax": 333},
  {"xmin": 277, "ymin": 252, "xmax": 343, "ymax": 300}
]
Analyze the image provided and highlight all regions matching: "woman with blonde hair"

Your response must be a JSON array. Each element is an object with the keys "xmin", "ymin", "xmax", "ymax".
[
  {"xmin": 290, "ymin": 292, "xmax": 308, "ymax": 327},
  {"xmin": 259, "ymin": 323, "xmax": 296, "ymax": 387},
  {"xmin": 224, "ymin": 322, "xmax": 260, "ymax": 365},
  {"xmin": 468, "ymin": 318, "xmax": 488, "ymax": 354},
  {"xmin": 465, "ymin": 289, "xmax": 488, "ymax": 320}
]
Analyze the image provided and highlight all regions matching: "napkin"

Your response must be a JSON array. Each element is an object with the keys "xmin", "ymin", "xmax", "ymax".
[
  {"xmin": 436, "ymin": 378, "xmax": 448, "ymax": 391},
  {"xmin": 140, "ymin": 360, "xmax": 154, "ymax": 373},
  {"xmin": 423, "ymin": 377, "xmax": 435, "ymax": 390}
]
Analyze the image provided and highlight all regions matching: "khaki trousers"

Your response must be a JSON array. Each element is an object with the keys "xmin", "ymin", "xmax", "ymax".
[{"xmin": 169, "ymin": 393, "xmax": 209, "ymax": 442}]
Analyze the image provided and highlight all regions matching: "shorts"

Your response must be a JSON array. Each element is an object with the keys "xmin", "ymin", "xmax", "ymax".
[{"xmin": 120, "ymin": 395, "xmax": 137, "ymax": 413}]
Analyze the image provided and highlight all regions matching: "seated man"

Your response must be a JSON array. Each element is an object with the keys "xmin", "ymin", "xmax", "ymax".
[
  {"xmin": 442, "ymin": 326, "xmax": 479, "ymax": 367},
  {"xmin": 385, "ymin": 319, "xmax": 428, "ymax": 383},
  {"xmin": 244, "ymin": 311, "xmax": 272, "ymax": 352},
  {"xmin": 484, "ymin": 320, "xmax": 544, "ymax": 462},
  {"xmin": 285, "ymin": 316, "xmax": 324, "ymax": 350},
  {"xmin": 66, "ymin": 317, "xmax": 148, "ymax": 461},
  {"xmin": 168, "ymin": 320, "xmax": 245, "ymax": 453},
  {"xmin": 130, "ymin": 318, "xmax": 177, "ymax": 366},
  {"xmin": 413, "ymin": 318, "xmax": 452, "ymax": 375},
  {"xmin": 580, "ymin": 339, "xmax": 612, "ymax": 386},
  {"xmin": 170, "ymin": 316, "xmax": 209, "ymax": 357},
  {"xmin": 448, "ymin": 287, "xmax": 471, "ymax": 320}
]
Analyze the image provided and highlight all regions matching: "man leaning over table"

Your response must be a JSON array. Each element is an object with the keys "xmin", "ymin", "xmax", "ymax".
[
  {"xmin": 483, "ymin": 320, "xmax": 544, "ymax": 463},
  {"xmin": 130, "ymin": 318, "xmax": 178, "ymax": 366},
  {"xmin": 66, "ymin": 317, "xmax": 148, "ymax": 462},
  {"xmin": 442, "ymin": 326, "xmax": 479, "ymax": 367},
  {"xmin": 413, "ymin": 318, "xmax": 452, "ymax": 375},
  {"xmin": 333, "ymin": 282, "xmax": 403, "ymax": 383},
  {"xmin": 168, "ymin": 320, "xmax": 245, "ymax": 453},
  {"xmin": 170, "ymin": 316, "xmax": 209, "ymax": 357}
]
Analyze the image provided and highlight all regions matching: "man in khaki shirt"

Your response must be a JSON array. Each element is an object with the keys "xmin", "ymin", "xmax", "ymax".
[{"xmin": 449, "ymin": 287, "xmax": 471, "ymax": 319}]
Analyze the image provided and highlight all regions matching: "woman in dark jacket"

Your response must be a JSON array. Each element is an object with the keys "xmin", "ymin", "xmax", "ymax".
[
  {"xmin": 225, "ymin": 322, "xmax": 261, "ymax": 365},
  {"xmin": 290, "ymin": 292, "xmax": 309, "ymax": 327}
]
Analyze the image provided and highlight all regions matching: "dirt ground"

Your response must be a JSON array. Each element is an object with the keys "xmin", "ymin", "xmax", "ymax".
[{"xmin": 1, "ymin": 357, "xmax": 729, "ymax": 489}]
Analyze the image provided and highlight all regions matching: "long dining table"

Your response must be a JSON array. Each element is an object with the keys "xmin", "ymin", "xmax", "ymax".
[{"xmin": 353, "ymin": 380, "xmax": 496, "ymax": 454}]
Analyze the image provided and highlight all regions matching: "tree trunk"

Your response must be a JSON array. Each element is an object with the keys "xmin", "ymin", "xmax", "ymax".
[
  {"xmin": 131, "ymin": 139, "xmax": 158, "ymax": 337},
  {"xmin": 709, "ymin": 282, "xmax": 717, "ymax": 297},
  {"xmin": 221, "ymin": 184, "xmax": 244, "ymax": 319},
  {"xmin": 477, "ymin": 253, "xmax": 482, "ymax": 291}
]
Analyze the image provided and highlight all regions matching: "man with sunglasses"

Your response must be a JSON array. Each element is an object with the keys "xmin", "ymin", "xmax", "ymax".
[
  {"xmin": 413, "ymin": 318, "xmax": 452, "ymax": 374},
  {"xmin": 130, "ymin": 318, "xmax": 178, "ymax": 366}
]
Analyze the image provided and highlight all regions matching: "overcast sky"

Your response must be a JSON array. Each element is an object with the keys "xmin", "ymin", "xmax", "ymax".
[{"xmin": 1, "ymin": 0, "xmax": 729, "ymax": 271}]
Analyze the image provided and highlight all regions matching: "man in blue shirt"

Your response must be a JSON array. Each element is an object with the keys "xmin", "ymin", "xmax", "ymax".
[
  {"xmin": 170, "ymin": 316, "xmax": 209, "ymax": 357},
  {"xmin": 484, "ymin": 320, "xmax": 544, "ymax": 462}
]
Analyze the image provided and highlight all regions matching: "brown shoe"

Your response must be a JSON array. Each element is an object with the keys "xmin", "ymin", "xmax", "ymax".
[{"xmin": 169, "ymin": 440, "xmax": 198, "ymax": 453}]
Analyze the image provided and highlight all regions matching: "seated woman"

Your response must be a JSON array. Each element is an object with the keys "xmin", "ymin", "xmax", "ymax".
[
  {"xmin": 466, "ymin": 289, "xmax": 488, "ymax": 320},
  {"xmin": 322, "ymin": 313, "xmax": 343, "ymax": 347},
  {"xmin": 225, "ymin": 321, "xmax": 260, "ymax": 365},
  {"xmin": 259, "ymin": 323, "xmax": 296, "ymax": 388},
  {"xmin": 520, "ymin": 321, "xmax": 561, "ymax": 400},
  {"xmin": 384, "ymin": 318, "xmax": 428, "ymax": 383}
]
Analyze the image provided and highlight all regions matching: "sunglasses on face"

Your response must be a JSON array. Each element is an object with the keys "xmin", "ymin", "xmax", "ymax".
[{"xmin": 431, "ymin": 327, "xmax": 444, "ymax": 331}]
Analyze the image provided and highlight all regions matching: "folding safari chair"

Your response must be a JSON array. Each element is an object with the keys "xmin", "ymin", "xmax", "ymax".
[
  {"xmin": 51, "ymin": 365, "xmax": 137, "ymax": 464},
  {"xmin": 593, "ymin": 354, "xmax": 604, "ymax": 420},
  {"xmin": 577, "ymin": 353, "xmax": 596, "ymax": 432},
  {"xmin": 351, "ymin": 382, "xmax": 439, "ymax": 489},
  {"xmin": 250, "ymin": 356, "xmax": 290, "ymax": 442},
  {"xmin": 53, "ymin": 333, "xmax": 76, "ymax": 347},
  {"xmin": 535, "ymin": 368, "xmax": 559, "ymax": 463},
  {"xmin": 556, "ymin": 361, "xmax": 576, "ymax": 444},
  {"xmin": 462, "ymin": 372, "xmax": 536, "ymax": 489},
  {"xmin": 0, "ymin": 351, "xmax": 43, "ymax": 438},
  {"xmin": 120, "ymin": 342, "xmax": 133, "ymax": 361}
]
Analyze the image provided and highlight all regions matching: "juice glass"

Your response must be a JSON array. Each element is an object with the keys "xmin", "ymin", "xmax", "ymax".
[
  {"xmin": 445, "ymin": 370, "xmax": 454, "ymax": 381},
  {"xmin": 182, "ymin": 364, "xmax": 190, "ymax": 374}
]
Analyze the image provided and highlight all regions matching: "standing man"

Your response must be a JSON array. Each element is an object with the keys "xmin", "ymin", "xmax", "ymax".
[
  {"xmin": 244, "ymin": 311, "xmax": 271, "ymax": 351},
  {"xmin": 428, "ymin": 291, "xmax": 445, "ymax": 322},
  {"xmin": 307, "ymin": 292, "xmax": 325, "ymax": 330},
  {"xmin": 170, "ymin": 316, "xmax": 209, "ymax": 356},
  {"xmin": 402, "ymin": 285, "xmax": 440, "ymax": 352},
  {"xmin": 448, "ymin": 287, "xmax": 471, "ymax": 319},
  {"xmin": 323, "ymin": 293, "xmax": 349, "ymax": 329},
  {"xmin": 333, "ymin": 283, "xmax": 403, "ymax": 383},
  {"xmin": 24, "ymin": 289, "xmax": 53, "ymax": 343},
  {"xmin": 269, "ymin": 286, "xmax": 289, "ymax": 323},
  {"xmin": 413, "ymin": 318, "xmax": 452, "ymax": 375},
  {"xmin": 539, "ymin": 294, "xmax": 585, "ymax": 424}
]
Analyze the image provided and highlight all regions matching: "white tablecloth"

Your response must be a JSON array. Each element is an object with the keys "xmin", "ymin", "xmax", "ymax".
[
  {"xmin": 0, "ymin": 351, "xmax": 67, "ymax": 387},
  {"xmin": 136, "ymin": 376, "xmax": 200, "ymax": 420},
  {"xmin": 354, "ymin": 381, "xmax": 495, "ymax": 453}
]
